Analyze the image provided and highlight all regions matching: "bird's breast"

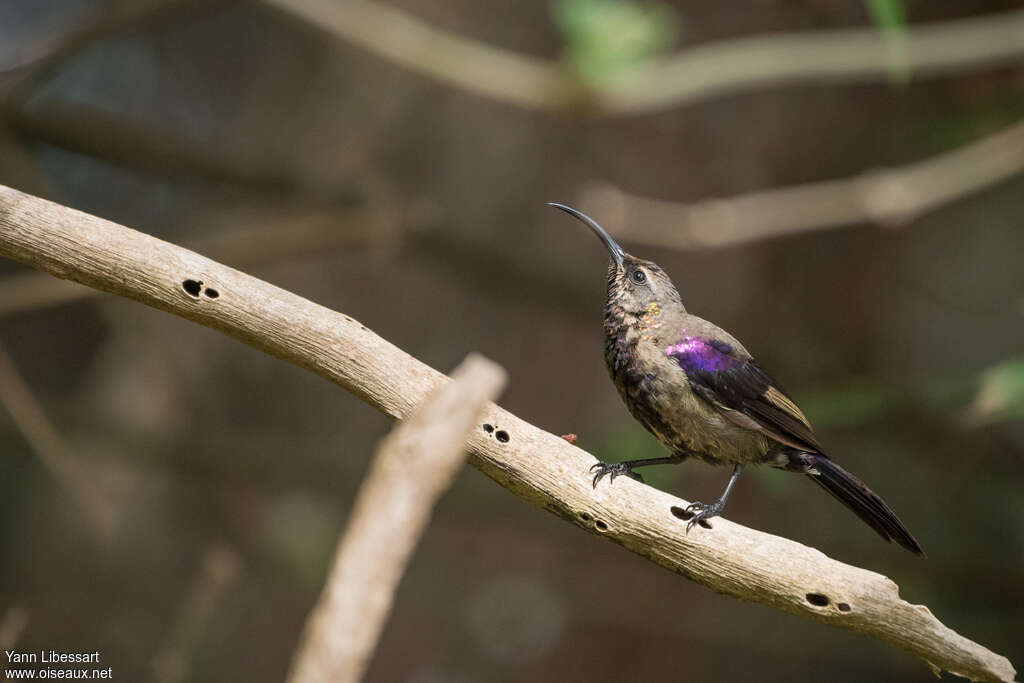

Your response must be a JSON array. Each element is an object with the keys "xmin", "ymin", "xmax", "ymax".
[{"xmin": 604, "ymin": 334, "xmax": 770, "ymax": 465}]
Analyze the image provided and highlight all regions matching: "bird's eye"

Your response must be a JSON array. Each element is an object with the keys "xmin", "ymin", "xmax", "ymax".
[{"xmin": 632, "ymin": 270, "xmax": 647, "ymax": 283}]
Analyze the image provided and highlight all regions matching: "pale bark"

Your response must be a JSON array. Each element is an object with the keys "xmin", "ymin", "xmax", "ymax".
[
  {"xmin": 266, "ymin": 0, "xmax": 1024, "ymax": 116},
  {"xmin": 579, "ymin": 117, "xmax": 1024, "ymax": 249},
  {"xmin": 0, "ymin": 342, "xmax": 117, "ymax": 539},
  {"xmin": 287, "ymin": 354, "xmax": 506, "ymax": 683},
  {"xmin": 0, "ymin": 185, "xmax": 1015, "ymax": 683}
]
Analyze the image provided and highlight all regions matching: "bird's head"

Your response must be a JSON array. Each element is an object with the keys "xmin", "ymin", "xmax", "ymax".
[{"xmin": 548, "ymin": 203, "xmax": 683, "ymax": 319}]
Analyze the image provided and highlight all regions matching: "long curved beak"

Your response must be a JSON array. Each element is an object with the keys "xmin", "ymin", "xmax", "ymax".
[{"xmin": 547, "ymin": 203, "xmax": 625, "ymax": 267}]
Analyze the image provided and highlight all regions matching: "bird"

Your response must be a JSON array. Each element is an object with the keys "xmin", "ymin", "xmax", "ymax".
[{"xmin": 549, "ymin": 202, "xmax": 924, "ymax": 556}]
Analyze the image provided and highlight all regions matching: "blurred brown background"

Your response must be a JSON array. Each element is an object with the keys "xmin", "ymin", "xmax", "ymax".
[{"xmin": 1, "ymin": 1, "xmax": 1023, "ymax": 681}]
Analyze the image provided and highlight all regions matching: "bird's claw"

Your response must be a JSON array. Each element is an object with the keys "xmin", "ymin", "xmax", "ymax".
[
  {"xmin": 683, "ymin": 499, "xmax": 723, "ymax": 533},
  {"xmin": 590, "ymin": 462, "xmax": 644, "ymax": 488}
]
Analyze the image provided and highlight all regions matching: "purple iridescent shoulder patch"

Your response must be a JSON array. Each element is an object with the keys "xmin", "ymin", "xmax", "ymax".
[{"xmin": 666, "ymin": 336, "xmax": 742, "ymax": 373}]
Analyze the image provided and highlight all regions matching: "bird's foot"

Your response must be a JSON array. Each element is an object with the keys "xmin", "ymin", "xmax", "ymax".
[
  {"xmin": 682, "ymin": 499, "xmax": 724, "ymax": 533},
  {"xmin": 589, "ymin": 462, "xmax": 644, "ymax": 488}
]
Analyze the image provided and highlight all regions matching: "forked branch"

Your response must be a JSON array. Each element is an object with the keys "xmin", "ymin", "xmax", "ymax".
[
  {"xmin": 265, "ymin": 0, "xmax": 1024, "ymax": 116},
  {"xmin": 287, "ymin": 354, "xmax": 506, "ymax": 683},
  {"xmin": 0, "ymin": 185, "xmax": 1014, "ymax": 682}
]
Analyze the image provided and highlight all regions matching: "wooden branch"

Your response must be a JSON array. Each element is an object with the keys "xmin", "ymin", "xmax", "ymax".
[
  {"xmin": 288, "ymin": 354, "xmax": 506, "ymax": 683},
  {"xmin": 0, "ymin": 342, "xmax": 117, "ymax": 539},
  {"xmin": 0, "ymin": 185, "xmax": 1015, "ymax": 682},
  {"xmin": 5, "ymin": 102, "xmax": 306, "ymax": 191},
  {"xmin": 0, "ymin": 606, "xmax": 29, "ymax": 652},
  {"xmin": 597, "ymin": 10, "xmax": 1024, "ymax": 116},
  {"xmin": 152, "ymin": 544, "xmax": 243, "ymax": 683},
  {"xmin": 579, "ymin": 117, "xmax": 1024, "ymax": 249},
  {"xmin": 264, "ymin": 0, "xmax": 1024, "ymax": 116},
  {"xmin": 0, "ymin": 201, "xmax": 390, "ymax": 318},
  {"xmin": 262, "ymin": 0, "xmax": 573, "ymax": 113}
]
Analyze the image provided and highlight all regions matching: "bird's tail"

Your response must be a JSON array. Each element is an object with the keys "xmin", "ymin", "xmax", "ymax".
[{"xmin": 804, "ymin": 454, "xmax": 924, "ymax": 556}]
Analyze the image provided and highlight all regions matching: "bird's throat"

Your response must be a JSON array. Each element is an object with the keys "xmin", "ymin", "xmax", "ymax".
[{"xmin": 604, "ymin": 300, "xmax": 665, "ymax": 346}]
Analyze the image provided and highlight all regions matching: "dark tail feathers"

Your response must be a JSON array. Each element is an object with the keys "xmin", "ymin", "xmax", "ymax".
[{"xmin": 805, "ymin": 454, "xmax": 924, "ymax": 556}]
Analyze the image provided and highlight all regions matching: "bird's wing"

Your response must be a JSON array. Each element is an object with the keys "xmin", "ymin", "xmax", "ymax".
[{"xmin": 666, "ymin": 337, "xmax": 824, "ymax": 453}]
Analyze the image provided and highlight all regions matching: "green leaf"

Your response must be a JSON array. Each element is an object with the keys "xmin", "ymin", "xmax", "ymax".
[
  {"xmin": 963, "ymin": 356, "xmax": 1024, "ymax": 425},
  {"xmin": 551, "ymin": 0, "xmax": 679, "ymax": 86},
  {"xmin": 864, "ymin": 0, "xmax": 910, "ymax": 85},
  {"xmin": 865, "ymin": 0, "xmax": 905, "ymax": 32}
]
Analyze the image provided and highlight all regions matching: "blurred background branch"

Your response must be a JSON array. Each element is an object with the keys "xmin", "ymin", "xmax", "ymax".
[
  {"xmin": 0, "ymin": 185, "xmax": 1015, "ymax": 683},
  {"xmin": 265, "ymin": 0, "xmax": 1024, "ymax": 115},
  {"xmin": 262, "ymin": 0, "xmax": 573, "ymax": 112},
  {"xmin": 595, "ymin": 7, "xmax": 1024, "ymax": 114},
  {"xmin": 1, "ymin": 2, "xmax": 1022, "ymax": 681},
  {"xmin": 0, "ymin": 606, "xmax": 29, "ymax": 652},
  {"xmin": 577, "ymin": 116, "xmax": 1024, "ymax": 249},
  {"xmin": 151, "ymin": 544, "xmax": 244, "ymax": 683},
  {"xmin": 287, "ymin": 354, "xmax": 506, "ymax": 683},
  {"xmin": 0, "ymin": 343, "xmax": 117, "ymax": 540}
]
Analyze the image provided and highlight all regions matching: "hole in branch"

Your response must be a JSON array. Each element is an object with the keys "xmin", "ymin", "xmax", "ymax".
[
  {"xmin": 806, "ymin": 593, "xmax": 830, "ymax": 607},
  {"xmin": 670, "ymin": 506, "xmax": 712, "ymax": 528},
  {"xmin": 482, "ymin": 424, "xmax": 494, "ymax": 433},
  {"xmin": 203, "ymin": 288, "xmax": 219, "ymax": 299},
  {"xmin": 182, "ymin": 279, "xmax": 202, "ymax": 297},
  {"xmin": 837, "ymin": 603, "xmax": 851, "ymax": 612},
  {"xmin": 579, "ymin": 512, "xmax": 592, "ymax": 522},
  {"xmin": 495, "ymin": 430, "xmax": 509, "ymax": 443},
  {"xmin": 594, "ymin": 520, "xmax": 608, "ymax": 532}
]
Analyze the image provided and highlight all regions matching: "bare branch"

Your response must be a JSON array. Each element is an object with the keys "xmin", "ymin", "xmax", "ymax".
[
  {"xmin": 0, "ymin": 191, "xmax": 439, "ymax": 318},
  {"xmin": 264, "ymin": 0, "xmax": 1024, "ymax": 116},
  {"xmin": 5, "ymin": 102, "xmax": 306, "ymax": 191},
  {"xmin": 262, "ymin": 0, "xmax": 573, "ymax": 112},
  {"xmin": 152, "ymin": 544, "xmax": 244, "ymax": 683},
  {"xmin": 0, "ymin": 185, "xmax": 1015, "ymax": 682},
  {"xmin": 579, "ymin": 117, "xmax": 1024, "ymax": 249},
  {"xmin": 0, "ymin": 342, "xmax": 117, "ymax": 539},
  {"xmin": 596, "ymin": 10, "xmax": 1024, "ymax": 115},
  {"xmin": 0, "ymin": 606, "xmax": 29, "ymax": 652},
  {"xmin": 288, "ymin": 354, "xmax": 506, "ymax": 683}
]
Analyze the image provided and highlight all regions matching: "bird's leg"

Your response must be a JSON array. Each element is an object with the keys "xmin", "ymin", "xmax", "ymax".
[
  {"xmin": 590, "ymin": 454, "xmax": 686, "ymax": 488},
  {"xmin": 684, "ymin": 464, "xmax": 743, "ymax": 532}
]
